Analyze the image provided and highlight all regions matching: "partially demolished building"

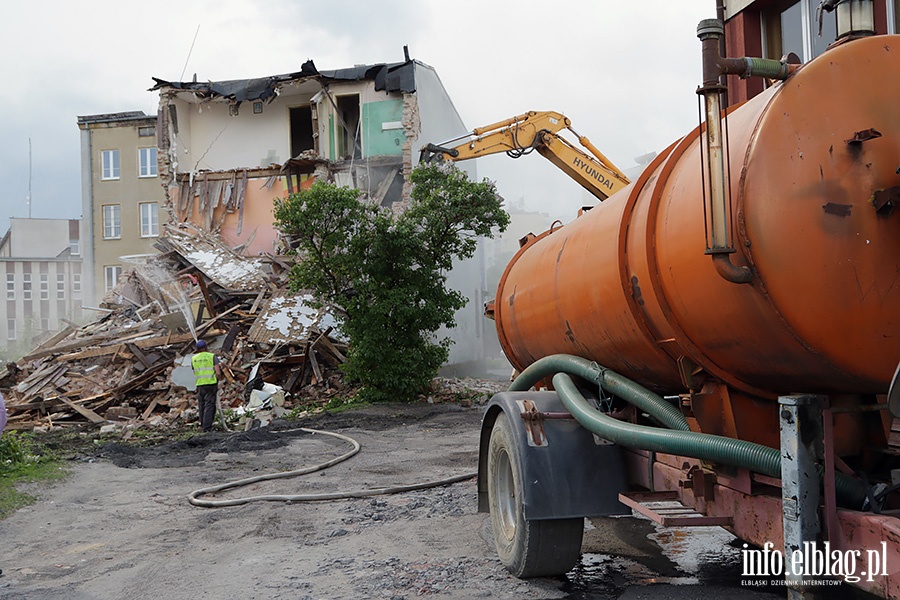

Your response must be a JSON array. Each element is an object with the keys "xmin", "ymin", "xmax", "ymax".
[{"xmin": 151, "ymin": 54, "xmax": 491, "ymax": 369}]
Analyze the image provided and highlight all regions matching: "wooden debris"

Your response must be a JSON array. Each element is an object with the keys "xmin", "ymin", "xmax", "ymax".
[{"xmin": 2, "ymin": 223, "xmax": 352, "ymax": 431}]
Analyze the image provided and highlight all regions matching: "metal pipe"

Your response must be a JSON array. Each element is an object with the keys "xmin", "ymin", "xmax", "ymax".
[{"xmin": 697, "ymin": 19, "xmax": 797, "ymax": 285}]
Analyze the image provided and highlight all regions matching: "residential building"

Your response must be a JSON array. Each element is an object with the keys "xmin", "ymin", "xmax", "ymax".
[
  {"xmin": 0, "ymin": 218, "xmax": 83, "ymax": 357},
  {"xmin": 77, "ymin": 111, "xmax": 166, "ymax": 306},
  {"xmin": 723, "ymin": 0, "xmax": 898, "ymax": 103},
  {"xmin": 151, "ymin": 54, "xmax": 492, "ymax": 370}
]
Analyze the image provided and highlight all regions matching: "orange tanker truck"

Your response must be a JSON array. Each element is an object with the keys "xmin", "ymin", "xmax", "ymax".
[{"xmin": 464, "ymin": 11, "xmax": 900, "ymax": 598}]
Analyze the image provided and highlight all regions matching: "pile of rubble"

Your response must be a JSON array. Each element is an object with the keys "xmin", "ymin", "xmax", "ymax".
[{"xmin": 2, "ymin": 224, "xmax": 352, "ymax": 432}]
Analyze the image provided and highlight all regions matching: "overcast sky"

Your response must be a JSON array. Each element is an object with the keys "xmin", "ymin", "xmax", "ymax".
[{"xmin": 0, "ymin": 0, "xmax": 714, "ymax": 228}]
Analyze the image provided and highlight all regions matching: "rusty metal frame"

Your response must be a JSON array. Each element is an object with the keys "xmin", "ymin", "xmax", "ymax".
[{"xmin": 618, "ymin": 491, "xmax": 733, "ymax": 527}]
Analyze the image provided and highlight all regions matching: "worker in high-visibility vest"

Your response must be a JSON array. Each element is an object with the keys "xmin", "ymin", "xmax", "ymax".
[{"xmin": 191, "ymin": 339, "xmax": 222, "ymax": 432}]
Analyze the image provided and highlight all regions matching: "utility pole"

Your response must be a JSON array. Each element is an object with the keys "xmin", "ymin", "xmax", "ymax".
[{"xmin": 27, "ymin": 138, "xmax": 32, "ymax": 218}]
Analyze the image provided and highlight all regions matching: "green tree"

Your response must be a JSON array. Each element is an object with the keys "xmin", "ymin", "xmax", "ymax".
[{"xmin": 274, "ymin": 164, "xmax": 509, "ymax": 402}]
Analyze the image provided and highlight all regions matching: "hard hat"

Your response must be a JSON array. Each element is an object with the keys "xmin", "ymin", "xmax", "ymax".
[{"xmin": 196, "ymin": 339, "xmax": 207, "ymax": 350}]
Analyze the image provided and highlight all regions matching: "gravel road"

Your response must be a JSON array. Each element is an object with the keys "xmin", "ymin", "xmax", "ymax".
[{"xmin": 0, "ymin": 402, "xmax": 794, "ymax": 599}]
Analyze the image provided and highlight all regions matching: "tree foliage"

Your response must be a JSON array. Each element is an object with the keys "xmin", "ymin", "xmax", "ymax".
[{"xmin": 274, "ymin": 164, "xmax": 509, "ymax": 402}]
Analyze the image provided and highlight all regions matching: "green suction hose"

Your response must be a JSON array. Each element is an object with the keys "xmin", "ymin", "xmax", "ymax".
[{"xmin": 507, "ymin": 354, "xmax": 868, "ymax": 509}]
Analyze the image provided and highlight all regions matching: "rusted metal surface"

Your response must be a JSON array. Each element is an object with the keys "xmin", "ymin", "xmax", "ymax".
[
  {"xmin": 493, "ymin": 35, "xmax": 900, "ymax": 415},
  {"xmin": 618, "ymin": 491, "xmax": 733, "ymax": 527}
]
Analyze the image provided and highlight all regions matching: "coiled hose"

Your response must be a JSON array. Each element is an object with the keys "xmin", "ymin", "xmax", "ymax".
[
  {"xmin": 189, "ymin": 427, "xmax": 476, "ymax": 508},
  {"xmin": 509, "ymin": 354, "xmax": 868, "ymax": 509}
]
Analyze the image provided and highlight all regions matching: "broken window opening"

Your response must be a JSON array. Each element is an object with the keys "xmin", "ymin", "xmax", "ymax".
[
  {"xmin": 290, "ymin": 105, "xmax": 315, "ymax": 158},
  {"xmin": 336, "ymin": 94, "xmax": 361, "ymax": 160}
]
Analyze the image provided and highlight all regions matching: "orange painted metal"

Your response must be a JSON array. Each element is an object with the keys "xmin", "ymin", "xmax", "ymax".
[{"xmin": 495, "ymin": 35, "xmax": 900, "ymax": 413}]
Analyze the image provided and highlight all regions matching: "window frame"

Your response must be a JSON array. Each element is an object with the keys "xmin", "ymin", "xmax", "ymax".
[
  {"xmin": 101, "ymin": 149, "xmax": 120, "ymax": 180},
  {"xmin": 6, "ymin": 273, "xmax": 14, "ymax": 301},
  {"xmin": 103, "ymin": 204, "xmax": 121, "ymax": 240},
  {"xmin": 39, "ymin": 273, "xmax": 49, "ymax": 301},
  {"xmin": 7, "ymin": 319, "xmax": 15, "ymax": 341},
  {"xmin": 138, "ymin": 147, "xmax": 158, "ymax": 178},
  {"xmin": 104, "ymin": 265, "xmax": 122, "ymax": 292},
  {"xmin": 57, "ymin": 273, "xmax": 66, "ymax": 300},
  {"xmin": 22, "ymin": 273, "xmax": 31, "ymax": 301},
  {"xmin": 139, "ymin": 202, "xmax": 159, "ymax": 238}
]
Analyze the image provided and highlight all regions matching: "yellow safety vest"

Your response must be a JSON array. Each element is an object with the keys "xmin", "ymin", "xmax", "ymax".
[{"xmin": 191, "ymin": 351, "xmax": 217, "ymax": 386}]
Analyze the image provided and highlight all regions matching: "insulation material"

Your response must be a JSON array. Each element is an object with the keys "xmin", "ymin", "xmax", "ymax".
[
  {"xmin": 161, "ymin": 227, "xmax": 267, "ymax": 291},
  {"xmin": 247, "ymin": 294, "xmax": 345, "ymax": 344}
]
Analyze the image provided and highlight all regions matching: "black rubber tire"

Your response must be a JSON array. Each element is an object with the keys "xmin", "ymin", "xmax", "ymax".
[{"xmin": 486, "ymin": 412, "xmax": 584, "ymax": 578}]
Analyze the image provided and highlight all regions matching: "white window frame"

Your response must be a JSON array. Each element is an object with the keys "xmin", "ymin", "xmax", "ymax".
[
  {"xmin": 73, "ymin": 273, "xmax": 82, "ymax": 298},
  {"xmin": 139, "ymin": 202, "xmax": 159, "ymax": 237},
  {"xmin": 7, "ymin": 319, "xmax": 15, "ymax": 341},
  {"xmin": 22, "ymin": 273, "xmax": 31, "ymax": 301},
  {"xmin": 139, "ymin": 147, "xmax": 158, "ymax": 178},
  {"xmin": 101, "ymin": 149, "xmax": 120, "ymax": 180},
  {"xmin": 103, "ymin": 205, "xmax": 121, "ymax": 239},
  {"xmin": 39, "ymin": 273, "xmax": 49, "ymax": 300},
  {"xmin": 104, "ymin": 265, "xmax": 122, "ymax": 292},
  {"xmin": 57, "ymin": 273, "xmax": 66, "ymax": 300},
  {"xmin": 70, "ymin": 239, "xmax": 80, "ymax": 256},
  {"xmin": 6, "ymin": 273, "xmax": 14, "ymax": 301}
]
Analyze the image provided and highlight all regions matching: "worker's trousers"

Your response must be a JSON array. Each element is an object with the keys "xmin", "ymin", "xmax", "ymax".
[{"xmin": 197, "ymin": 383, "xmax": 218, "ymax": 432}]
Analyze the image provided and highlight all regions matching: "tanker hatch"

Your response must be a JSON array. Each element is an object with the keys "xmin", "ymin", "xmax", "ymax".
[{"xmin": 821, "ymin": 0, "xmax": 876, "ymax": 41}]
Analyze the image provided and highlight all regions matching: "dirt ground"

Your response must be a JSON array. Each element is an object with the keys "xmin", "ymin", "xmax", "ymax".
[{"xmin": 0, "ymin": 402, "xmax": 788, "ymax": 600}]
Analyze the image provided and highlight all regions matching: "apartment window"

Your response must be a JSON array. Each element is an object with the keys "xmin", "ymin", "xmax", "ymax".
[
  {"xmin": 140, "ymin": 202, "xmax": 159, "ymax": 237},
  {"xmin": 40, "ymin": 273, "xmax": 49, "ymax": 300},
  {"xmin": 40, "ymin": 318, "xmax": 49, "ymax": 331},
  {"xmin": 101, "ymin": 149, "xmax": 120, "ymax": 180},
  {"xmin": 73, "ymin": 273, "xmax": 82, "ymax": 299},
  {"xmin": 103, "ymin": 205, "xmax": 121, "ymax": 239},
  {"xmin": 57, "ymin": 273, "xmax": 66, "ymax": 299},
  {"xmin": 6, "ymin": 273, "xmax": 13, "ymax": 301},
  {"xmin": 70, "ymin": 239, "xmax": 80, "ymax": 255},
  {"xmin": 22, "ymin": 273, "xmax": 31, "ymax": 301},
  {"xmin": 138, "ymin": 125, "xmax": 156, "ymax": 137},
  {"xmin": 7, "ymin": 319, "xmax": 15, "ymax": 341},
  {"xmin": 763, "ymin": 0, "xmax": 837, "ymax": 62},
  {"xmin": 139, "ymin": 147, "xmax": 158, "ymax": 178},
  {"xmin": 104, "ymin": 265, "xmax": 122, "ymax": 292}
]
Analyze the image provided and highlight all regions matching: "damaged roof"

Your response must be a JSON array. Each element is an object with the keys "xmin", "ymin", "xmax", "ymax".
[{"xmin": 150, "ymin": 58, "xmax": 418, "ymax": 103}]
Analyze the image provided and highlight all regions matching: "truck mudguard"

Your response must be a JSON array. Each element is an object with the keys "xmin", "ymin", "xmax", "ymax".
[{"xmin": 477, "ymin": 391, "xmax": 630, "ymax": 520}]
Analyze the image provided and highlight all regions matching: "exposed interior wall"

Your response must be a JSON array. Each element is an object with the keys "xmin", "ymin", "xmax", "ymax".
[
  {"xmin": 177, "ymin": 173, "xmax": 307, "ymax": 256},
  {"xmin": 157, "ymin": 65, "xmax": 497, "ymax": 371}
]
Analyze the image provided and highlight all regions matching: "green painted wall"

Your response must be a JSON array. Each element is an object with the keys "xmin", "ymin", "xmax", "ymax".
[
  {"xmin": 363, "ymin": 100, "xmax": 404, "ymax": 157},
  {"xmin": 328, "ymin": 114, "xmax": 336, "ymax": 161}
]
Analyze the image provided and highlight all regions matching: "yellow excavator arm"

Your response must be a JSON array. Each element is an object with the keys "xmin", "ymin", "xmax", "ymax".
[{"xmin": 420, "ymin": 111, "xmax": 630, "ymax": 201}]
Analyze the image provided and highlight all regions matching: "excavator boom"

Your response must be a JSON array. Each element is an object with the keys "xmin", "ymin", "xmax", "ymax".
[{"xmin": 420, "ymin": 111, "xmax": 630, "ymax": 201}]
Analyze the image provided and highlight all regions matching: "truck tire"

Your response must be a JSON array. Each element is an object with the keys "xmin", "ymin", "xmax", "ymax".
[{"xmin": 487, "ymin": 411, "xmax": 584, "ymax": 577}]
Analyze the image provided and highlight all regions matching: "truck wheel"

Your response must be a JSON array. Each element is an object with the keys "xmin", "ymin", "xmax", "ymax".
[{"xmin": 487, "ymin": 412, "xmax": 584, "ymax": 577}]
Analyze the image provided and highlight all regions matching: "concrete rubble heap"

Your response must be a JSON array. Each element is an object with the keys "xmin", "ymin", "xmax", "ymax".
[{"xmin": 0, "ymin": 224, "xmax": 351, "ymax": 432}]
